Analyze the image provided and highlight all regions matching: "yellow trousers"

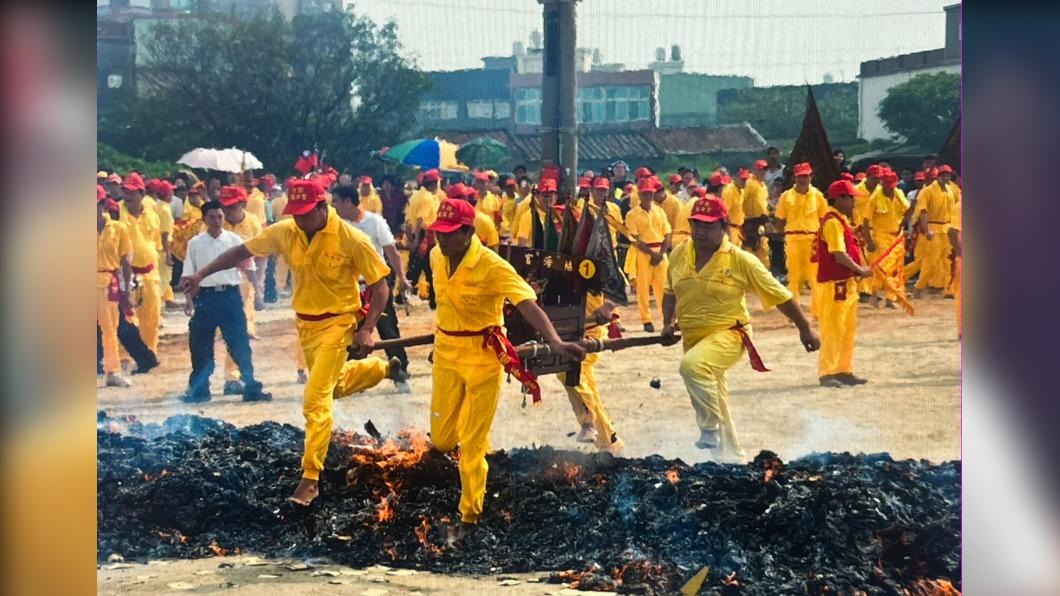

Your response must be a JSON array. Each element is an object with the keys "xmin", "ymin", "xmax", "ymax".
[
  {"xmin": 728, "ymin": 225, "xmax": 744, "ymax": 246},
  {"xmin": 817, "ymin": 278, "xmax": 858, "ymax": 377},
  {"xmin": 296, "ymin": 313, "xmax": 388, "ymax": 481},
  {"xmin": 136, "ymin": 277, "xmax": 161, "ymax": 354},
  {"xmin": 784, "ymin": 235, "xmax": 817, "ymax": 312},
  {"xmin": 915, "ymin": 224, "xmax": 950, "ymax": 290},
  {"xmin": 751, "ymin": 237, "xmax": 770, "ymax": 268},
  {"xmin": 953, "ymin": 256, "xmax": 962, "ymax": 337},
  {"xmin": 634, "ymin": 251, "xmax": 667, "ymax": 324},
  {"xmin": 869, "ymin": 231, "xmax": 905, "ymax": 301},
  {"xmin": 242, "ymin": 277, "xmax": 256, "ymax": 337},
  {"xmin": 430, "ymin": 358, "xmax": 505, "ymax": 524},
  {"xmin": 557, "ymin": 352, "xmax": 619, "ymax": 451},
  {"xmin": 295, "ymin": 330, "xmax": 307, "ymax": 371},
  {"xmin": 905, "ymin": 234, "xmax": 925, "ymax": 278},
  {"xmin": 98, "ymin": 286, "xmax": 120, "ymax": 374},
  {"xmin": 678, "ymin": 327, "xmax": 747, "ymax": 456},
  {"xmin": 158, "ymin": 254, "xmax": 174, "ymax": 302}
]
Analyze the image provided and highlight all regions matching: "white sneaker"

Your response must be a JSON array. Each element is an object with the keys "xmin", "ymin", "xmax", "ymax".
[{"xmin": 104, "ymin": 373, "xmax": 131, "ymax": 388}]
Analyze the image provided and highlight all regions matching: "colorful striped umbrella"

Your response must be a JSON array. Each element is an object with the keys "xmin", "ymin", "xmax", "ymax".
[{"xmin": 379, "ymin": 138, "xmax": 468, "ymax": 172}]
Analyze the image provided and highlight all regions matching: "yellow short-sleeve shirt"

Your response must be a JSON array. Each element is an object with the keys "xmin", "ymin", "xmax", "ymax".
[
  {"xmin": 223, "ymin": 211, "xmax": 263, "ymax": 241},
  {"xmin": 120, "ymin": 205, "xmax": 162, "ymax": 275},
  {"xmin": 742, "ymin": 177, "xmax": 769, "ymax": 219},
  {"xmin": 246, "ymin": 189, "xmax": 268, "ymax": 224},
  {"xmin": 97, "ymin": 218, "xmax": 132, "ymax": 287},
  {"xmin": 430, "ymin": 235, "xmax": 538, "ymax": 366},
  {"xmin": 721, "ymin": 183, "xmax": 745, "ymax": 226},
  {"xmin": 624, "ymin": 203, "xmax": 672, "ymax": 244},
  {"xmin": 405, "ymin": 188, "xmax": 443, "ymax": 228},
  {"xmin": 476, "ymin": 191, "xmax": 502, "ymax": 223},
  {"xmin": 656, "ymin": 194, "xmax": 682, "ymax": 230},
  {"xmin": 775, "ymin": 186, "xmax": 828, "ymax": 233},
  {"xmin": 822, "ymin": 208, "xmax": 851, "ymax": 254},
  {"xmin": 360, "ymin": 190, "xmax": 383, "ymax": 214},
  {"xmin": 914, "ymin": 182, "xmax": 955, "ymax": 225},
  {"xmin": 244, "ymin": 206, "xmax": 390, "ymax": 316},
  {"xmin": 664, "ymin": 236, "xmax": 792, "ymax": 337},
  {"xmin": 865, "ymin": 187, "xmax": 910, "ymax": 235},
  {"xmin": 473, "ymin": 210, "xmax": 500, "ymax": 248}
]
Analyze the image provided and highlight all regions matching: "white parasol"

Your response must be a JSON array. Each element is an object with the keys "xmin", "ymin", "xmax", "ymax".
[{"xmin": 177, "ymin": 147, "xmax": 263, "ymax": 173}]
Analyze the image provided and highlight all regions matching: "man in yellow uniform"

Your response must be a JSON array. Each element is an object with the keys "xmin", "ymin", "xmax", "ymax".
[
  {"xmin": 671, "ymin": 186, "xmax": 706, "ymax": 247},
  {"xmin": 625, "ymin": 176, "xmax": 672, "ymax": 332},
  {"xmin": 181, "ymin": 180, "xmax": 395, "ymax": 506},
  {"xmin": 558, "ymin": 291, "xmax": 623, "ymax": 453},
  {"xmin": 148, "ymin": 179, "xmax": 177, "ymax": 307},
  {"xmin": 862, "ymin": 169, "xmax": 910, "ymax": 308},
  {"xmin": 576, "ymin": 177, "xmax": 624, "ymax": 246},
  {"xmin": 426, "ymin": 198, "xmax": 585, "ymax": 540},
  {"xmin": 119, "ymin": 172, "xmax": 164, "ymax": 358},
  {"xmin": 947, "ymin": 198, "xmax": 962, "ymax": 339},
  {"xmin": 913, "ymin": 165, "xmax": 957, "ymax": 297},
  {"xmin": 273, "ymin": 177, "xmax": 308, "ymax": 382},
  {"xmin": 662, "ymin": 196, "xmax": 818, "ymax": 458},
  {"xmin": 655, "ymin": 175, "xmax": 683, "ymax": 232},
  {"xmin": 218, "ymin": 185, "xmax": 266, "ymax": 391},
  {"xmin": 358, "ymin": 176, "xmax": 383, "ymax": 214},
  {"xmin": 853, "ymin": 165, "xmax": 883, "ymax": 300},
  {"xmin": 98, "ymin": 185, "xmax": 134, "ymax": 388},
  {"xmin": 742, "ymin": 160, "xmax": 771, "ymax": 266},
  {"xmin": 472, "ymin": 172, "xmax": 502, "ymax": 228},
  {"xmin": 515, "ymin": 179, "xmax": 559, "ymax": 247},
  {"xmin": 405, "ymin": 169, "xmax": 445, "ymax": 308},
  {"xmin": 720, "ymin": 171, "xmax": 744, "ymax": 245},
  {"xmin": 774, "ymin": 162, "xmax": 828, "ymax": 313},
  {"xmin": 816, "ymin": 180, "xmax": 873, "ymax": 388},
  {"xmin": 451, "ymin": 183, "xmax": 500, "ymax": 250},
  {"xmin": 499, "ymin": 177, "xmax": 520, "ymax": 240}
]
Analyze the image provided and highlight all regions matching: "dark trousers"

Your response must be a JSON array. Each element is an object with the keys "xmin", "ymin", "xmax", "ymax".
[
  {"xmin": 406, "ymin": 250, "xmax": 436, "ymax": 309},
  {"xmin": 98, "ymin": 317, "xmax": 157, "ymax": 373},
  {"xmin": 187, "ymin": 286, "xmax": 261, "ymax": 398},
  {"xmin": 264, "ymin": 255, "xmax": 278, "ymax": 303},
  {"xmin": 171, "ymin": 258, "xmax": 184, "ymax": 290},
  {"xmin": 769, "ymin": 237, "xmax": 788, "ymax": 278}
]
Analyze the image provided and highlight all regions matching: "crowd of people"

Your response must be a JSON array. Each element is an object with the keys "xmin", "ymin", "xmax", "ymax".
[{"xmin": 97, "ymin": 146, "xmax": 962, "ymax": 538}]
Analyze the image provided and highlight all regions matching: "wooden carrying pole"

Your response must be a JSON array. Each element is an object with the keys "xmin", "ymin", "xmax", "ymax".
[{"xmin": 367, "ymin": 332, "xmax": 680, "ymax": 357}]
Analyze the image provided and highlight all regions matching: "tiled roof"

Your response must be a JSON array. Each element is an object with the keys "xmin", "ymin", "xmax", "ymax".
[{"xmin": 648, "ymin": 124, "xmax": 767, "ymax": 154}]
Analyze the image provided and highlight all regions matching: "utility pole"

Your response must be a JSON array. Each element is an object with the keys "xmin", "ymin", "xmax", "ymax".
[{"xmin": 539, "ymin": 0, "xmax": 578, "ymax": 198}]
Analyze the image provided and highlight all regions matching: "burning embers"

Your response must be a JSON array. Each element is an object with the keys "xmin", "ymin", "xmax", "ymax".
[{"xmin": 97, "ymin": 412, "xmax": 961, "ymax": 595}]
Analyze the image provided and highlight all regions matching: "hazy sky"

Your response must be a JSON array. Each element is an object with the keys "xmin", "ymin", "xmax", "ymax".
[{"xmin": 347, "ymin": 0, "xmax": 957, "ymax": 86}]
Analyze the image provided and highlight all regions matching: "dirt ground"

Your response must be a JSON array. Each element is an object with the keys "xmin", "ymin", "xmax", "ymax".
[{"xmin": 97, "ymin": 289, "xmax": 960, "ymax": 593}]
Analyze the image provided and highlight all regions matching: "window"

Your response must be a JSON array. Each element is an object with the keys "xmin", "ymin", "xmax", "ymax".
[
  {"xmin": 578, "ymin": 85, "xmax": 651, "ymax": 124},
  {"xmin": 515, "ymin": 88, "xmax": 541, "ymax": 125},
  {"xmin": 419, "ymin": 100, "xmax": 458, "ymax": 121},
  {"xmin": 494, "ymin": 100, "xmax": 511, "ymax": 119},
  {"xmin": 467, "ymin": 99, "xmax": 494, "ymax": 119}
]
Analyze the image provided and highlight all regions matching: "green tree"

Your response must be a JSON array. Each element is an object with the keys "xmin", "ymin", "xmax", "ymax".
[
  {"xmin": 99, "ymin": 10, "xmax": 429, "ymax": 175},
  {"xmin": 717, "ymin": 83, "xmax": 858, "ymax": 145},
  {"xmin": 877, "ymin": 72, "xmax": 960, "ymax": 149}
]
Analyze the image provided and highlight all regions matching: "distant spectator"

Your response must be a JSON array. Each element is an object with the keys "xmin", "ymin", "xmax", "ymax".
[
  {"xmin": 380, "ymin": 175, "xmax": 408, "ymax": 237},
  {"xmin": 764, "ymin": 146, "xmax": 786, "ymax": 189},
  {"xmin": 833, "ymin": 149, "xmax": 848, "ymax": 172}
]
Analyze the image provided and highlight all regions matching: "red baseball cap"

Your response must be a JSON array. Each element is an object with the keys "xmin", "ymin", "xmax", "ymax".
[
  {"xmin": 283, "ymin": 180, "xmax": 326, "ymax": 215},
  {"xmin": 737, "ymin": 168, "xmax": 750, "ymax": 180},
  {"xmin": 637, "ymin": 177, "xmax": 656, "ymax": 193},
  {"xmin": 926, "ymin": 168, "xmax": 939, "ymax": 180},
  {"xmin": 96, "ymin": 184, "xmax": 106, "ymax": 202},
  {"xmin": 828, "ymin": 180, "xmax": 857, "ymax": 199},
  {"xmin": 753, "ymin": 159, "xmax": 768, "ymax": 170},
  {"xmin": 634, "ymin": 167, "xmax": 651, "ymax": 179},
  {"xmin": 429, "ymin": 198, "xmax": 476, "ymax": 233},
  {"xmin": 219, "ymin": 185, "xmax": 248, "ymax": 206},
  {"xmin": 577, "ymin": 177, "xmax": 591, "ymax": 189},
  {"xmin": 668, "ymin": 174, "xmax": 682, "ymax": 184},
  {"xmin": 720, "ymin": 174, "xmax": 732, "ymax": 185},
  {"xmin": 691, "ymin": 187, "xmax": 707, "ymax": 198},
  {"xmin": 937, "ymin": 164, "xmax": 954, "ymax": 174},
  {"xmin": 105, "ymin": 173, "xmax": 123, "ymax": 185},
  {"xmin": 913, "ymin": 171, "xmax": 926, "ymax": 182},
  {"xmin": 708, "ymin": 173, "xmax": 724, "ymax": 187},
  {"xmin": 445, "ymin": 182, "xmax": 467, "ymax": 200},
  {"xmin": 793, "ymin": 162, "xmax": 813, "ymax": 177},
  {"xmin": 538, "ymin": 178, "xmax": 557, "ymax": 193},
  {"xmin": 882, "ymin": 172, "xmax": 899, "ymax": 189},
  {"xmin": 854, "ymin": 172, "xmax": 867, "ymax": 181},
  {"xmin": 421, "ymin": 169, "xmax": 441, "ymax": 183},
  {"xmin": 623, "ymin": 183, "xmax": 634, "ymax": 193},
  {"xmin": 592, "ymin": 176, "xmax": 611, "ymax": 190},
  {"xmin": 866, "ymin": 165, "xmax": 883, "ymax": 178},
  {"xmin": 121, "ymin": 172, "xmax": 146, "ymax": 192},
  {"xmin": 689, "ymin": 197, "xmax": 728, "ymax": 223},
  {"xmin": 473, "ymin": 171, "xmax": 490, "ymax": 183},
  {"xmin": 841, "ymin": 172, "xmax": 855, "ymax": 182},
  {"xmin": 504, "ymin": 178, "xmax": 517, "ymax": 188},
  {"xmin": 359, "ymin": 176, "xmax": 373, "ymax": 185},
  {"xmin": 155, "ymin": 180, "xmax": 174, "ymax": 197}
]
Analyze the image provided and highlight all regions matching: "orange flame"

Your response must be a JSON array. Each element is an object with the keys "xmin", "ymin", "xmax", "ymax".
[
  {"xmin": 376, "ymin": 494, "xmax": 394, "ymax": 523},
  {"xmin": 563, "ymin": 462, "xmax": 580, "ymax": 485},
  {"xmin": 347, "ymin": 428, "xmax": 433, "ymax": 527},
  {"xmin": 414, "ymin": 515, "xmax": 442, "ymax": 556},
  {"xmin": 665, "ymin": 467, "xmax": 680, "ymax": 484},
  {"xmin": 905, "ymin": 579, "xmax": 961, "ymax": 596},
  {"xmin": 208, "ymin": 540, "xmax": 228, "ymax": 557}
]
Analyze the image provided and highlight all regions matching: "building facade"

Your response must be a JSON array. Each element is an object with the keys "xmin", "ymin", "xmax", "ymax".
[{"xmin": 857, "ymin": 3, "xmax": 961, "ymax": 141}]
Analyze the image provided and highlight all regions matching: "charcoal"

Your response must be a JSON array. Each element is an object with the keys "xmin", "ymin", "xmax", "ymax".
[{"xmin": 97, "ymin": 411, "xmax": 960, "ymax": 595}]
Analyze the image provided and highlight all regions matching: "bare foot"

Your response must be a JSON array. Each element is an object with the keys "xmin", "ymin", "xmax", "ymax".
[{"xmin": 287, "ymin": 478, "xmax": 319, "ymax": 506}]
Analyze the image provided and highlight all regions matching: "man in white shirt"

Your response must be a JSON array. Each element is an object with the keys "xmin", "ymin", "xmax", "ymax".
[
  {"xmin": 180, "ymin": 200, "xmax": 271, "ymax": 403},
  {"xmin": 764, "ymin": 146, "xmax": 786, "ymax": 190},
  {"xmin": 331, "ymin": 185, "xmax": 411, "ymax": 393}
]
